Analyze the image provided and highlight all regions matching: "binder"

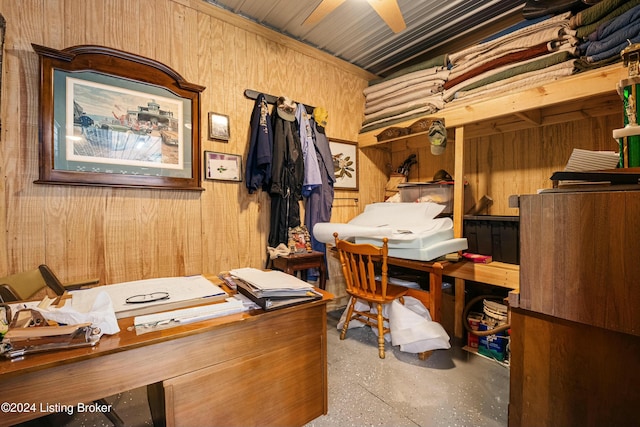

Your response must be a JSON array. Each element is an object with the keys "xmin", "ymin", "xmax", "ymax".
[{"xmin": 235, "ymin": 279, "xmax": 322, "ymax": 311}]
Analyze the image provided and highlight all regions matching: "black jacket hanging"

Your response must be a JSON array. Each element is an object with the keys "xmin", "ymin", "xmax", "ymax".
[{"xmin": 268, "ymin": 108, "xmax": 304, "ymax": 248}]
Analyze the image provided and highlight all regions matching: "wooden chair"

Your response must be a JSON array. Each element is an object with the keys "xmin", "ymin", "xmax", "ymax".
[
  {"xmin": 0, "ymin": 265, "xmax": 124, "ymax": 427},
  {"xmin": 334, "ymin": 232, "xmax": 409, "ymax": 359}
]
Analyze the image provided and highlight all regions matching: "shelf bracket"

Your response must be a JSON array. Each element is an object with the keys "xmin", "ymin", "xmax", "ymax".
[{"xmin": 514, "ymin": 110, "xmax": 542, "ymax": 126}]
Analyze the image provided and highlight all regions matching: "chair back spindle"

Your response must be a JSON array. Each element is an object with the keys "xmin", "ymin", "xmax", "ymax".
[{"xmin": 336, "ymin": 236, "xmax": 390, "ymax": 302}]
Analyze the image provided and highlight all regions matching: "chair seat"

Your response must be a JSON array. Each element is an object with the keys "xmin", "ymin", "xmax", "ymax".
[
  {"xmin": 347, "ymin": 282, "xmax": 408, "ymax": 304},
  {"xmin": 384, "ymin": 283, "xmax": 410, "ymax": 300}
]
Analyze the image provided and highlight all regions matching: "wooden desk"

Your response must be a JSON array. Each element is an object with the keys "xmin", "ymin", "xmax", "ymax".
[
  {"xmin": 386, "ymin": 257, "xmax": 519, "ymax": 339},
  {"xmin": 0, "ymin": 290, "xmax": 333, "ymax": 427},
  {"xmin": 270, "ymin": 251, "xmax": 327, "ymax": 290},
  {"xmin": 443, "ymin": 261, "xmax": 519, "ymax": 339},
  {"xmin": 386, "ymin": 256, "xmax": 446, "ymax": 323}
]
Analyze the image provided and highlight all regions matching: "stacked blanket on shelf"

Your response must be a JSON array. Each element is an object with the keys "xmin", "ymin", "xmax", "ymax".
[
  {"xmin": 445, "ymin": 12, "xmax": 579, "ymax": 104},
  {"xmin": 358, "ymin": 0, "xmax": 635, "ymax": 135},
  {"xmin": 360, "ymin": 55, "xmax": 449, "ymax": 134},
  {"xmin": 570, "ymin": 0, "xmax": 640, "ymax": 39},
  {"xmin": 575, "ymin": 1, "xmax": 640, "ymax": 66}
]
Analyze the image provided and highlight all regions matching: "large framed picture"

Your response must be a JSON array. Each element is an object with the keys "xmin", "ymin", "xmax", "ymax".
[
  {"xmin": 32, "ymin": 44, "xmax": 206, "ymax": 190},
  {"xmin": 204, "ymin": 151, "xmax": 242, "ymax": 182},
  {"xmin": 329, "ymin": 138, "xmax": 359, "ymax": 191}
]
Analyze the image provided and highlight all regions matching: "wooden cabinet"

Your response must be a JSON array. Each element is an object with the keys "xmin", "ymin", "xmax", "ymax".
[
  {"xmin": 510, "ymin": 190, "xmax": 640, "ymax": 427},
  {"xmin": 519, "ymin": 190, "xmax": 640, "ymax": 336},
  {"xmin": 163, "ymin": 306, "xmax": 327, "ymax": 427},
  {"xmin": 509, "ymin": 309, "xmax": 640, "ymax": 427}
]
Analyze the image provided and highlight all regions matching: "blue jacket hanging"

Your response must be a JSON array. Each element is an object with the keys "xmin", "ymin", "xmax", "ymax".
[{"xmin": 245, "ymin": 94, "xmax": 273, "ymax": 193}]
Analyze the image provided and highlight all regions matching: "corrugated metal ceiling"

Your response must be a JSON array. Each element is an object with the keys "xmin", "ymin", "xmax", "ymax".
[{"xmin": 203, "ymin": 0, "xmax": 528, "ymax": 77}]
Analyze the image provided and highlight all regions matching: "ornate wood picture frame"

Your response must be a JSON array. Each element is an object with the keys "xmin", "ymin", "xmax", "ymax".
[{"xmin": 32, "ymin": 44, "xmax": 206, "ymax": 190}]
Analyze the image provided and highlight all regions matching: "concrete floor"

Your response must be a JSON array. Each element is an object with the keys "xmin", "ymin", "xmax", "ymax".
[
  {"xmin": 306, "ymin": 310, "xmax": 509, "ymax": 427},
  {"xmin": 21, "ymin": 309, "xmax": 509, "ymax": 427}
]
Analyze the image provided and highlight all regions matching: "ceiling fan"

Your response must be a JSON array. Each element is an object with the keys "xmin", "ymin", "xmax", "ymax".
[{"xmin": 303, "ymin": 0, "xmax": 406, "ymax": 33}]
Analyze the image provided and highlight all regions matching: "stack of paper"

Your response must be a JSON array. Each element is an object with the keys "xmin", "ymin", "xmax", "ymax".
[
  {"xmin": 563, "ymin": 148, "xmax": 619, "ymax": 172},
  {"xmin": 228, "ymin": 268, "xmax": 322, "ymax": 310}
]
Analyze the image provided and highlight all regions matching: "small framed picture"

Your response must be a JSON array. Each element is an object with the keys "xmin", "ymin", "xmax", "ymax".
[
  {"xmin": 204, "ymin": 151, "xmax": 242, "ymax": 182},
  {"xmin": 329, "ymin": 138, "xmax": 359, "ymax": 191},
  {"xmin": 208, "ymin": 112, "xmax": 230, "ymax": 141},
  {"xmin": 287, "ymin": 225, "xmax": 312, "ymax": 253}
]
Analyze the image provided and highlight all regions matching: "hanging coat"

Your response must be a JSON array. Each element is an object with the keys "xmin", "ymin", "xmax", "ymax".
[
  {"xmin": 268, "ymin": 111, "xmax": 304, "ymax": 248},
  {"xmin": 305, "ymin": 118, "xmax": 335, "ymax": 254},
  {"xmin": 295, "ymin": 103, "xmax": 322, "ymax": 197},
  {"xmin": 245, "ymin": 94, "xmax": 273, "ymax": 193}
]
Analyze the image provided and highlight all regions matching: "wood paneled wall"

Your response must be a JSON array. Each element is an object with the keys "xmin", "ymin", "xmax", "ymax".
[
  {"xmin": 389, "ymin": 114, "xmax": 623, "ymax": 215},
  {"xmin": 0, "ymin": 0, "xmax": 386, "ymax": 285},
  {"xmin": 0, "ymin": 0, "xmax": 625, "ymax": 289}
]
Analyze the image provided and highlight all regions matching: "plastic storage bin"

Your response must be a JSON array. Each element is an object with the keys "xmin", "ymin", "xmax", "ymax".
[
  {"xmin": 463, "ymin": 215, "xmax": 519, "ymax": 264},
  {"xmin": 397, "ymin": 182, "xmax": 454, "ymax": 213}
]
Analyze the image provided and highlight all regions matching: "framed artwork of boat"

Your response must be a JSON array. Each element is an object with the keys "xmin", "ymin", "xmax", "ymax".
[{"xmin": 32, "ymin": 44, "xmax": 206, "ymax": 190}]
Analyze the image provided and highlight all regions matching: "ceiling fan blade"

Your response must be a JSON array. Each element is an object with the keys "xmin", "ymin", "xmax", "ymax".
[
  {"xmin": 302, "ymin": 0, "xmax": 347, "ymax": 27},
  {"xmin": 367, "ymin": 0, "xmax": 406, "ymax": 33}
]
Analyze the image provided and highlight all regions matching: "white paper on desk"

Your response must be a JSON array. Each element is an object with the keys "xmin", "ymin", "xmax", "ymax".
[
  {"xmin": 313, "ymin": 202, "xmax": 449, "ymax": 244},
  {"xmin": 132, "ymin": 297, "xmax": 246, "ymax": 334},
  {"xmin": 35, "ymin": 290, "xmax": 120, "ymax": 336},
  {"xmin": 349, "ymin": 202, "xmax": 445, "ymax": 229},
  {"xmin": 229, "ymin": 268, "xmax": 313, "ymax": 290},
  {"xmin": 73, "ymin": 275, "xmax": 227, "ymax": 318}
]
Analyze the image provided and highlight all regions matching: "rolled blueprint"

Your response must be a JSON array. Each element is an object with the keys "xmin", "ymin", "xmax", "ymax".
[{"xmin": 313, "ymin": 223, "xmax": 393, "ymax": 244}]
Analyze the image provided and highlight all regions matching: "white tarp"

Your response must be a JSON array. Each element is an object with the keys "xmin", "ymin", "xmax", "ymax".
[{"xmin": 337, "ymin": 296, "xmax": 451, "ymax": 354}]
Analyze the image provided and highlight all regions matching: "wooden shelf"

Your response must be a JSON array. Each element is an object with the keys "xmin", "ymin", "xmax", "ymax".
[
  {"xmin": 463, "ymin": 345, "xmax": 510, "ymax": 368},
  {"xmin": 358, "ymin": 63, "xmax": 626, "ymax": 148},
  {"xmin": 443, "ymin": 261, "xmax": 519, "ymax": 290},
  {"xmin": 360, "ymin": 63, "xmax": 626, "ymax": 239},
  {"xmin": 359, "ymin": 64, "xmax": 626, "ymax": 338}
]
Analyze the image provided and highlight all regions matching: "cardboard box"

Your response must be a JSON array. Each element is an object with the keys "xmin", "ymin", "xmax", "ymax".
[
  {"xmin": 467, "ymin": 312, "xmax": 483, "ymax": 349},
  {"xmin": 477, "ymin": 323, "xmax": 509, "ymax": 361}
]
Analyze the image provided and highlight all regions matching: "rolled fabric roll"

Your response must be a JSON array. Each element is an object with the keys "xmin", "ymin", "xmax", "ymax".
[{"xmin": 312, "ymin": 222, "xmax": 393, "ymax": 244}]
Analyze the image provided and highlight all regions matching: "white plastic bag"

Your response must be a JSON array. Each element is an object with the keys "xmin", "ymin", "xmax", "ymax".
[{"xmin": 337, "ymin": 295, "xmax": 450, "ymax": 353}]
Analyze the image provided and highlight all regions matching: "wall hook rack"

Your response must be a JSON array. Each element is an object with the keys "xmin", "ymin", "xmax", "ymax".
[{"xmin": 244, "ymin": 89, "xmax": 315, "ymax": 115}]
